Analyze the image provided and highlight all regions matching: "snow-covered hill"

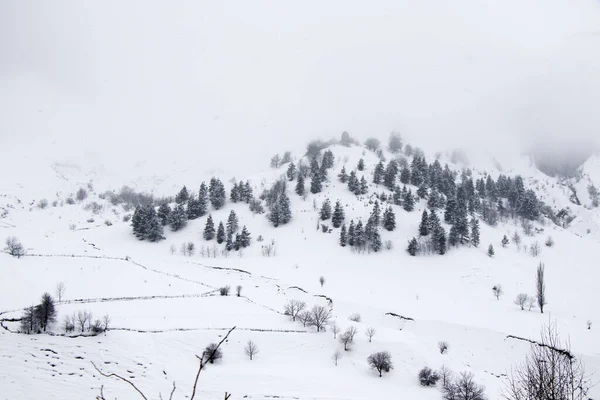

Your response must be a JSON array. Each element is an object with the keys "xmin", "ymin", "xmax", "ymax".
[{"xmin": 1, "ymin": 139, "xmax": 599, "ymax": 399}]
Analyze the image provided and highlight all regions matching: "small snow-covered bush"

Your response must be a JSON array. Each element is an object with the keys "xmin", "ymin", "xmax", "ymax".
[
  {"xmin": 219, "ymin": 286, "xmax": 230, "ymax": 296},
  {"xmin": 37, "ymin": 199, "xmax": 48, "ymax": 209},
  {"xmin": 419, "ymin": 367, "xmax": 440, "ymax": 386},
  {"xmin": 348, "ymin": 313, "xmax": 361, "ymax": 323},
  {"xmin": 76, "ymin": 188, "xmax": 88, "ymax": 201},
  {"xmin": 438, "ymin": 341, "xmax": 449, "ymax": 354},
  {"xmin": 202, "ymin": 343, "xmax": 223, "ymax": 364},
  {"xmin": 367, "ymin": 351, "xmax": 392, "ymax": 377}
]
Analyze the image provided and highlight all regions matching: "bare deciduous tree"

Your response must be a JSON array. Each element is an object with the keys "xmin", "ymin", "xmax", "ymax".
[
  {"xmin": 4, "ymin": 236, "xmax": 25, "ymax": 258},
  {"xmin": 419, "ymin": 367, "xmax": 440, "ymax": 386},
  {"xmin": 297, "ymin": 310, "xmax": 313, "ymax": 327},
  {"xmin": 330, "ymin": 322, "xmax": 340, "ymax": 339},
  {"xmin": 310, "ymin": 305, "xmax": 332, "ymax": 332},
  {"xmin": 103, "ymin": 314, "xmax": 111, "ymax": 332},
  {"xmin": 504, "ymin": 323, "xmax": 590, "ymax": 400},
  {"xmin": 236, "ymin": 285, "xmax": 242, "ymax": 297},
  {"xmin": 77, "ymin": 310, "xmax": 92, "ymax": 332},
  {"xmin": 367, "ymin": 351, "xmax": 393, "ymax": 377},
  {"xmin": 348, "ymin": 313, "xmax": 361, "ymax": 322},
  {"xmin": 244, "ymin": 340, "xmax": 258, "ymax": 360},
  {"xmin": 56, "ymin": 282, "xmax": 66, "ymax": 302},
  {"xmin": 493, "ymin": 284, "xmax": 504, "ymax": 300},
  {"xmin": 514, "ymin": 293, "xmax": 528, "ymax": 310},
  {"xmin": 536, "ymin": 262, "xmax": 546, "ymax": 313},
  {"xmin": 440, "ymin": 365, "xmax": 453, "ymax": 389},
  {"xmin": 332, "ymin": 350, "xmax": 342, "ymax": 366},
  {"xmin": 529, "ymin": 242, "xmax": 541, "ymax": 257},
  {"xmin": 366, "ymin": 327, "xmax": 376, "ymax": 343},
  {"xmin": 438, "ymin": 341, "xmax": 449, "ymax": 354},
  {"xmin": 283, "ymin": 300, "xmax": 306, "ymax": 322},
  {"xmin": 169, "ymin": 244, "xmax": 176, "ymax": 255},
  {"xmin": 444, "ymin": 372, "xmax": 486, "ymax": 400}
]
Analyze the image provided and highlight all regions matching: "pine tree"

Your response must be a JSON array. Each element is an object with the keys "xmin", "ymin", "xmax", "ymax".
[
  {"xmin": 170, "ymin": 204, "xmax": 188, "ymax": 232},
  {"xmin": 383, "ymin": 160, "xmax": 398, "ymax": 190},
  {"xmin": 332, "ymin": 200, "xmax": 345, "ymax": 228},
  {"xmin": 383, "ymin": 206, "xmax": 396, "ymax": 231},
  {"xmin": 320, "ymin": 199, "xmax": 332, "ymax": 220},
  {"xmin": 226, "ymin": 210, "xmax": 239, "ymax": 236},
  {"xmin": 365, "ymin": 217, "xmax": 376, "ymax": 243},
  {"xmin": 310, "ymin": 173, "xmax": 323, "ymax": 194},
  {"xmin": 470, "ymin": 218, "xmax": 480, "ymax": 247},
  {"xmin": 225, "ymin": 233, "xmax": 234, "ymax": 251},
  {"xmin": 157, "ymin": 203, "xmax": 171, "ymax": 226},
  {"xmin": 419, "ymin": 210, "xmax": 429, "ymax": 236},
  {"xmin": 371, "ymin": 200, "xmax": 381, "ymax": 226},
  {"xmin": 187, "ymin": 197, "xmax": 203, "ymax": 220},
  {"xmin": 322, "ymin": 150, "xmax": 335, "ymax": 169},
  {"xmin": 370, "ymin": 230, "xmax": 382, "ymax": 252},
  {"xmin": 373, "ymin": 161, "xmax": 384, "ymax": 185},
  {"xmin": 488, "ymin": 244, "xmax": 495, "ymax": 257},
  {"xmin": 360, "ymin": 176, "xmax": 369, "ymax": 195},
  {"xmin": 433, "ymin": 222, "xmax": 447, "ymax": 255},
  {"xmin": 448, "ymin": 225, "xmax": 459, "ymax": 247},
  {"xmin": 132, "ymin": 206, "xmax": 146, "ymax": 239},
  {"xmin": 145, "ymin": 206, "xmax": 164, "ymax": 242},
  {"xmin": 417, "ymin": 185, "xmax": 428, "ymax": 199},
  {"xmin": 198, "ymin": 183, "xmax": 209, "ymax": 215},
  {"xmin": 287, "ymin": 163, "xmax": 297, "ymax": 181},
  {"xmin": 501, "ymin": 235, "xmax": 509, "ymax": 248},
  {"xmin": 230, "ymin": 183, "xmax": 240, "ymax": 203},
  {"xmin": 354, "ymin": 220, "xmax": 365, "ymax": 249},
  {"xmin": 407, "ymin": 237, "xmax": 418, "ymax": 256},
  {"xmin": 175, "ymin": 186, "xmax": 190, "ymax": 204},
  {"xmin": 427, "ymin": 188, "xmax": 441, "ymax": 210},
  {"xmin": 393, "ymin": 185, "xmax": 403, "ymax": 206},
  {"xmin": 338, "ymin": 166, "xmax": 348, "ymax": 183},
  {"xmin": 402, "ymin": 190, "xmax": 415, "ymax": 212},
  {"xmin": 209, "ymin": 178, "xmax": 226, "ymax": 209},
  {"xmin": 348, "ymin": 171, "xmax": 359, "ymax": 194},
  {"xmin": 234, "ymin": 234, "xmax": 242, "ymax": 251},
  {"xmin": 242, "ymin": 181, "xmax": 253, "ymax": 203},
  {"xmin": 295, "ymin": 174, "xmax": 305, "ymax": 197},
  {"xmin": 340, "ymin": 224, "xmax": 347, "ymax": 247},
  {"xmin": 239, "ymin": 225, "xmax": 251, "ymax": 247},
  {"xmin": 279, "ymin": 192, "xmax": 292, "ymax": 224},
  {"xmin": 400, "ymin": 167, "xmax": 411, "ymax": 185},
  {"xmin": 357, "ymin": 158, "xmax": 365, "ymax": 171},
  {"xmin": 348, "ymin": 220, "xmax": 355, "ymax": 246},
  {"xmin": 444, "ymin": 197, "xmax": 457, "ymax": 224},
  {"xmin": 217, "ymin": 222, "xmax": 226, "ymax": 244},
  {"xmin": 319, "ymin": 162, "xmax": 328, "ymax": 182},
  {"xmin": 203, "ymin": 215, "xmax": 216, "ymax": 240}
]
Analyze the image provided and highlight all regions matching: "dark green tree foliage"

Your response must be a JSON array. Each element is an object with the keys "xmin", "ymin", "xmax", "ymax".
[
  {"xmin": 393, "ymin": 185, "xmax": 403, "ymax": 206},
  {"xmin": 359, "ymin": 176, "xmax": 369, "ymax": 195},
  {"xmin": 485, "ymin": 175, "xmax": 497, "ymax": 201},
  {"xmin": 444, "ymin": 197, "xmax": 457, "ymax": 224},
  {"xmin": 488, "ymin": 244, "xmax": 495, "ymax": 257},
  {"xmin": 320, "ymin": 198, "xmax": 332, "ymax": 220},
  {"xmin": 187, "ymin": 197, "xmax": 203, "ymax": 220},
  {"xmin": 348, "ymin": 171, "xmax": 359, "ymax": 194},
  {"xmin": 370, "ymin": 200, "xmax": 381, "ymax": 226},
  {"xmin": 501, "ymin": 234, "xmax": 509, "ymax": 247},
  {"xmin": 332, "ymin": 200, "xmax": 345, "ymax": 228},
  {"xmin": 226, "ymin": 210, "xmax": 239, "ymax": 236},
  {"xmin": 319, "ymin": 161, "xmax": 328, "ymax": 182},
  {"xmin": 417, "ymin": 185, "xmax": 428, "ymax": 199},
  {"xmin": 339, "ymin": 223, "xmax": 348, "ymax": 246},
  {"xmin": 269, "ymin": 192, "xmax": 292, "ymax": 227},
  {"xmin": 209, "ymin": 178, "xmax": 226, "ymax": 209},
  {"xmin": 400, "ymin": 167, "xmax": 411, "ymax": 185},
  {"xmin": 448, "ymin": 225, "xmax": 460, "ymax": 247},
  {"xmin": 383, "ymin": 206, "xmax": 396, "ymax": 231},
  {"xmin": 238, "ymin": 225, "xmax": 251, "ymax": 248},
  {"xmin": 203, "ymin": 214, "xmax": 216, "ymax": 240},
  {"xmin": 419, "ymin": 210, "xmax": 429, "ymax": 236},
  {"xmin": 410, "ymin": 157, "xmax": 424, "ymax": 187},
  {"xmin": 407, "ymin": 237, "xmax": 418, "ymax": 256},
  {"xmin": 370, "ymin": 229, "xmax": 382, "ymax": 252},
  {"xmin": 198, "ymin": 183, "xmax": 209, "ymax": 215},
  {"xmin": 322, "ymin": 150, "xmax": 335, "ymax": 169},
  {"xmin": 295, "ymin": 174, "xmax": 305, "ymax": 196},
  {"xmin": 348, "ymin": 220, "xmax": 355, "ymax": 246},
  {"xmin": 241, "ymin": 181, "xmax": 253, "ymax": 203},
  {"xmin": 427, "ymin": 188, "xmax": 442, "ymax": 210},
  {"xmin": 217, "ymin": 222, "xmax": 226, "ymax": 244},
  {"xmin": 354, "ymin": 220, "xmax": 365, "ymax": 249},
  {"xmin": 471, "ymin": 218, "xmax": 480, "ymax": 247},
  {"xmin": 310, "ymin": 160, "xmax": 323, "ymax": 194},
  {"xmin": 132, "ymin": 205, "xmax": 164, "ymax": 241},
  {"xmin": 365, "ymin": 217, "xmax": 376, "ymax": 243},
  {"xmin": 230, "ymin": 182, "xmax": 240, "ymax": 203},
  {"xmin": 234, "ymin": 233, "xmax": 242, "ymax": 250},
  {"xmin": 157, "ymin": 203, "xmax": 171, "ymax": 226},
  {"xmin": 34, "ymin": 293, "xmax": 56, "ymax": 332},
  {"xmin": 383, "ymin": 160, "xmax": 399, "ymax": 190},
  {"xmin": 310, "ymin": 157, "xmax": 320, "ymax": 178},
  {"xmin": 287, "ymin": 163, "xmax": 297, "ymax": 181},
  {"xmin": 373, "ymin": 161, "xmax": 385, "ymax": 185},
  {"xmin": 132, "ymin": 206, "xmax": 146, "ymax": 239},
  {"xmin": 170, "ymin": 204, "xmax": 188, "ymax": 232},
  {"xmin": 357, "ymin": 158, "xmax": 365, "ymax": 171},
  {"xmin": 402, "ymin": 190, "xmax": 415, "ymax": 212},
  {"xmin": 175, "ymin": 186, "xmax": 190, "ymax": 204},
  {"xmin": 429, "ymin": 159, "xmax": 443, "ymax": 190},
  {"xmin": 225, "ymin": 233, "xmax": 233, "ymax": 251},
  {"xmin": 429, "ymin": 212, "xmax": 447, "ymax": 255},
  {"xmin": 338, "ymin": 166, "xmax": 348, "ymax": 183}
]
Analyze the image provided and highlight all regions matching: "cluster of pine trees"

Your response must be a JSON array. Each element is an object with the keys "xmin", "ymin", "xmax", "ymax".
[
  {"xmin": 204, "ymin": 210, "xmax": 251, "ymax": 251},
  {"xmin": 338, "ymin": 200, "xmax": 396, "ymax": 253}
]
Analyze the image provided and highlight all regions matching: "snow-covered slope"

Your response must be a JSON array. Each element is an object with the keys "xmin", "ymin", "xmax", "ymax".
[{"xmin": 1, "ymin": 142, "xmax": 599, "ymax": 400}]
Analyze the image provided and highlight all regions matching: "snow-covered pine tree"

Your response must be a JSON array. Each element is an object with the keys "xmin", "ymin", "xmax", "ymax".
[
  {"xmin": 322, "ymin": 150, "xmax": 335, "ymax": 169},
  {"xmin": 388, "ymin": 132, "xmax": 402, "ymax": 153},
  {"xmin": 170, "ymin": 204, "xmax": 188, "ymax": 232},
  {"xmin": 501, "ymin": 234, "xmax": 509, "ymax": 247},
  {"xmin": 364, "ymin": 216, "xmax": 376, "ymax": 243},
  {"xmin": 338, "ymin": 166, "xmax": 348, "ymax": 183},
  {"xmin": 370, "ymin": 200, "xmax": 381, "ymax": 226},
  {"xmin": 175, "ymin": 186, "xmax": 190, "ymax": 204},
  {"xmin": 448, "ymin": 225, "xmax": 459, "ymax": 247},
  {"xmin": 360, "ymin": 176, "xmax": 369, "ymax": 195},
  {"xmin": 198, "ymin": 183, "xmax": 209, "ymax": 216},
  {"xmin": 417, "ymin": 184, "xmax": 428, "ymax": 199},
  {"xmin": 132, "ymin": 206, "xmax": 147, "ymax": 239},
  {"xmin": 393, "ymin": 185, "xmax": 403, "ymax": 206},
  {"xmin": 270, "ymin": 192, "xmax": 292, "ymax": 227},
  {"xmin": 217, "ymin": 222, "xmax": 226, "ymax": 244},
  {"xmin": 157, "ymin": 203, "xmax": 171, "ymax": 226},
  {"xmin": 320, "ymin": 199, "xmax": 332, "ymax": 220},
  {"xmin": 310, "ymin": 157, "xmax": 320, "ymax": 178},
  {"xmin": 370, "ymin": 230, "xmax": 382, "ymax": 252},
  {"xmin": 226, "ymin": 210, "xmax": 239, "ymax": 236},
  {"xmin": 403, "ymin": 190, "xmax": 415, "ymax": 212},
  {"xmin": 233, "ymin": 234, "xmax": 242, "ymax": 251},
  {"xmin": 383, "ymin": 206, "xmax": 396, "ymax": 231},
  {"xmin": 230, "ymin": 183, "xmax": 240, "ymax": 203},
  {"xmin": 354, "ymin": 220, "xmax": 365, "ymax": 249},
  {"xmin": 407, "ymin": 237, "xmax": 418, "ymax": 256},
  {"xmin": 357, "ymin": 158, "xmax": 365, "ymax": 171},
  {"xmin": 295, "ymin": 174, "xmax": 305, "ymax": 197},
  {"xmin": 435, "ymin": 227, "xmax": 447, "ymax": 255},
  {"xmin": 427, "ymin": 188, "xmax": 442, "ymax": 210},
  {"xmin": 239, "ymin": 225, "xmax": 251, "ymax": 247},
  {"xmin": 340, "ymin": 223, "xmax": 347, "ymax": 247},
  {"xmin": 444, "ymin": 197, "xmax": 457, "ymax": 224},
  {"xmin": 470, "ymin": 218, "xmax": 480, "ymax": 247},
  {"xmin": 319, "ymin": 161, "xmax": 328, "ymax": 182},
  {"xmin": 348, "ymin": 171, "xmax": 359, "ymax": 194},
  {"xmin": 225, "ymin": 233, "xmax": 234, "ymax": 251},
  {"xmin": 400, "ymin": 167, "xmax": 411, "ymax": 185},
  {"xmin": 488, "ymin": 244, "xmax": 495, "ymax": 257},
  {"xmin": 209, "ymin": 178, "xmax": 226, "ymax": 210},
  {"xmin": 242, "ymin": 181, "xmax": 253, "ymax": 203},
  {"xmin": 383, "ymin": 160, "xmax": 398, "ymax": 190},
  {"xmin": 310, "ymin": 172, "xmax": 323, "ymax": 194},
  {"xmin": 348, "ymin": 220, "xmax": 355, "ymax": 246},
  {"xmin": 203, "ymin": 214, "xmax": 216, "ymax": 240},
  {"xmin": 287, "ymin": 163, "xmax": 297, "ymax": 181},
  {"xmin": 419, "ymin": 210, "xmax": 429, "ymax": 236},
  {"xmin": 145, "ymin": 206, "xmax": 164, "ymax": 242},
  {"xmin": 373, "ymin": 161, "xmax": 384, "ymax": 185},
  {"xmin": 187, "ymin": 197, "xmax": 202, "ymax": 220},
  {"xmin": 332, "ymin": 200, "xmax": 345, "ymax": 228}
]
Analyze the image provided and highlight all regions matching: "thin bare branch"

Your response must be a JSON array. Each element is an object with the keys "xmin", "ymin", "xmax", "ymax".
[{"xmin": 91, "ymin": 361, "xmax": 148, "ymax": 400}]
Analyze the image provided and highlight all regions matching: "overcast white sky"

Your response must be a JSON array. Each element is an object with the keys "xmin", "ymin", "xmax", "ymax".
[{"xmin": 1, "ymin": 0, "xmax": 599, "ymax": 178}]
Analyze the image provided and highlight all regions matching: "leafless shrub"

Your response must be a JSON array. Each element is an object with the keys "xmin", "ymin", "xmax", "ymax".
[
  {"xmin": 84, "ymin": 201, "xmax": 103, "ymax": 214},
  {"xmin": 4, "ymin": 236, "xmax": 25, "ymax": 258},
  {"xmin": 522, "ymin": 220, "xmax": 534, "ymax": 236},
  {"xmin": 530, "ymin": 242, "xmax": 541, "ymax": 257},
  {"xmin": 77, "ymin": 310, "xmax": 92, "ymax": 332},
  {"xmin": 257, "ymin": 235, "xmax": 264, "ymax": 242},
  {"xmin": 340, "ymin": 326, "xmax": 358, "ymax": 351},
  {"xmin": 63, "ymin": 315, "xmax": 75, "ymax": 333},
  {"xmin": 261, "ymin": 242, "xmax": 275, "ymax": 257},
  {"xmin": 122, "ymin": 214, "xmax": 131, "ymax": 222},
  {"xmin": 186, "ymin": 242, "xmax": 195, "ymax": 256},
  {"xmin": 586, "ymin": 320, "xmax": 592, "ymax": 330},
  {"xmin": 219, "ymin": 286, "xmax": 230, "ymax": 296},
  {"xmin": 440, "ymin": 365, "xmax": 453, "ymax": 389},
  {"xmin": 103, "ymin": 314, "xmax": 111, "ymax": 332},
  {"xmin": 202, "ymin": 343, "xmax": 223, "ymax": 364},
  {"xmin": 444, "ymin": 371, "xmax": 486, "ymax": 400},
  {"xmin": 91, "ymin": 319, "xmax": 105, "ymax": 334},
  {"xmin": 384, "ymin": 240, "xmax": 393, "ymax": 250},
  {"xmin": 419, "ymin": 367, "xmax": 440, "ymax": 386},
  {"xmin": 526, "ymin": 295, "xmax": 536, "ymax": 311},
  {"xmin": 330, "ymin": 322, "xmax": 340, "ymax": 339},
  {"xmin": 37, "ymin": 198, "xmax": 48, "ymax": 209},
  {"xmin": 365, "ymin": 327, "xmax": 376, "ymax": 342},
  {"xmin": 367, "ymin": 351, "xmax": 393, "ymax": 377},
  {"xmin": 236, "ymin": 285, "xmax": 242, "ymax": 297},
  {"xmin": 297, "ymin": 310, "xmax": 313, "ymax": 327},
  {"xmin": 493, "ymin": 284, "xmax": 504, "ymax": 300},
  {"xmin": 310, "ymin": 305, "xmax": 332, "ymax": 332},
  {"xmin": 169, "ymin": 244, "xmax": 176, "ymax": 255},
  {"xmin": 56, "ymin": 282, "xmax": 66, "ymax": 302},
  {"xmin": 244, "ymin": 340, "xmax": 258, "ymax": 360},
  {"xmin": 104, "ymin": 220, "xmax": 112, "ymax": 226},
  {"xmin": 348, "ymin": 313, "xmax": 361, "ymax": 323},
  {"xmin": 332, "ymin": 350, "xmax": 342, "ymax": 366},
  {"xmin": 66, "ymin": 197, "xmax": 75, "ymax": 205},
  {"xmin": 545, "ymin": 236, "xmax": 555, "ymax": 247},
  {"xmin": 284, "ymin": 300, "xmax": 306, "ymax": 322},
  {"xmin": 438, "ymin": 341, "xmax": 449, "ymax": 354},
  {"xmin": 514, "ymin": 293, "xmax": 528, "ymax": 310}
]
